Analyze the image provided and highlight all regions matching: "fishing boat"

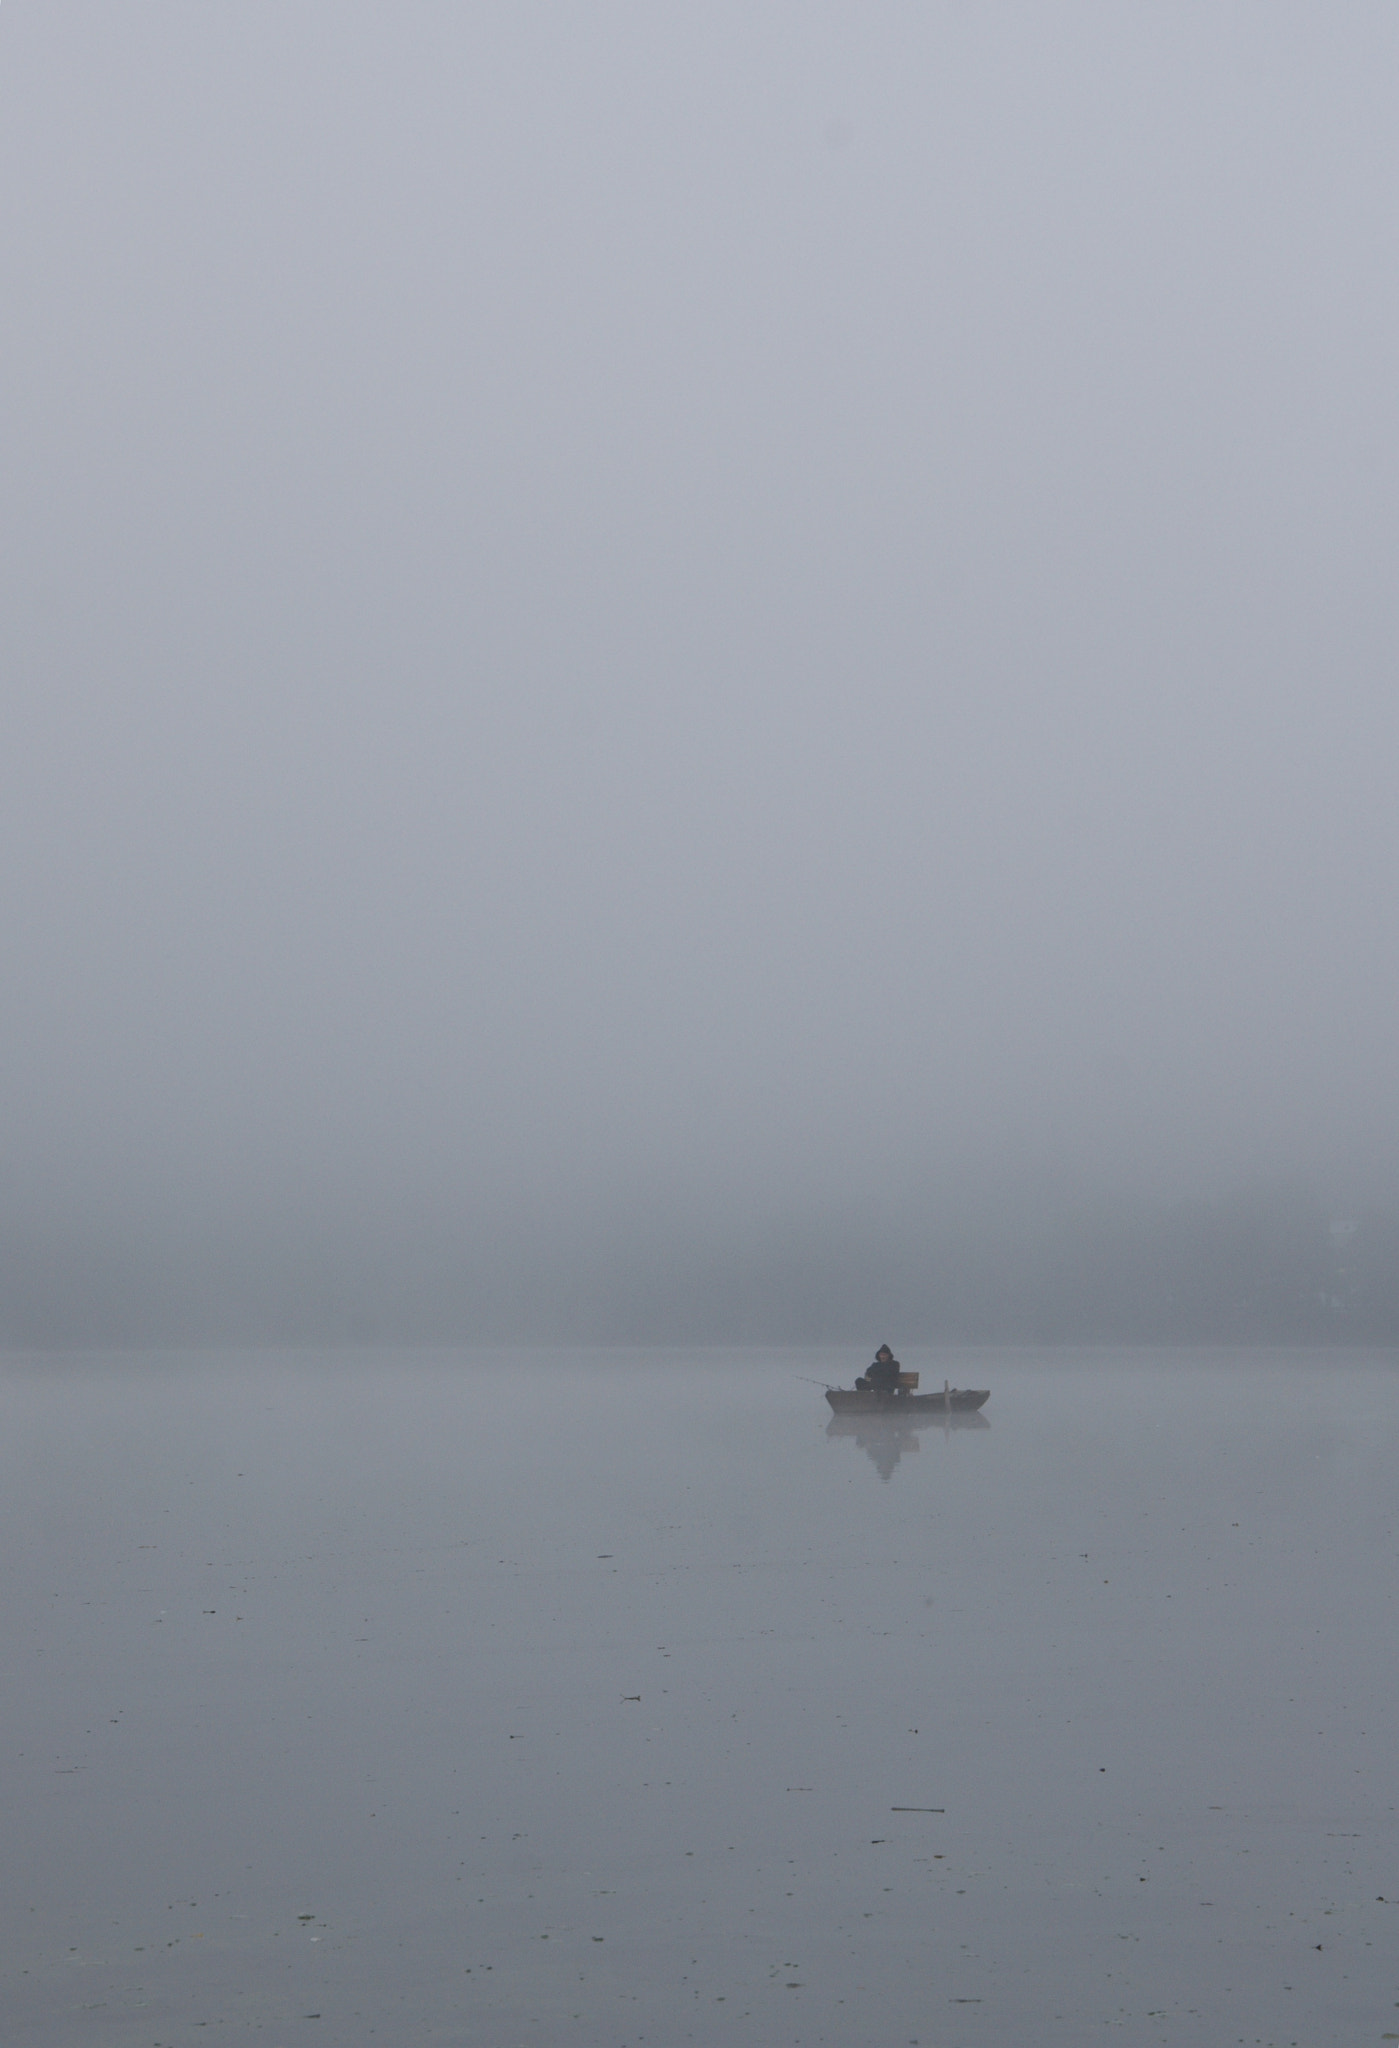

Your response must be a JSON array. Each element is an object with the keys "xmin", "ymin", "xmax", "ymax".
[{"xmin": 824, "ymin": 1375, "xmax": 989, "ymax": 1416}]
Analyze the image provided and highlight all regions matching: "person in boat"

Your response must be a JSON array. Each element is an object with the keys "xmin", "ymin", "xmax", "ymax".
[{"xmin": 856, "ymin": 1343, "xmax": 904, "ymax": 1395}]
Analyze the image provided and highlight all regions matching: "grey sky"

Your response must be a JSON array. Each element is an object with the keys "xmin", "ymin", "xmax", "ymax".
[{"xmin": 4, "ymin": 6, "xmax": 1398, "ymax": 1328}]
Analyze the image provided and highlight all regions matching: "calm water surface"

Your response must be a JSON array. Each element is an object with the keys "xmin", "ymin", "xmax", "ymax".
[{"xmin": 2, "ymin": 1347, "xmax": 1397, "ymax": 2046}]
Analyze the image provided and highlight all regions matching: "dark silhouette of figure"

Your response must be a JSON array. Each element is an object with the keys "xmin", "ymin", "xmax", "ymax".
[{"xmin": 856, "ymin": 1343, "xmax": 902, "ymax": 1395}]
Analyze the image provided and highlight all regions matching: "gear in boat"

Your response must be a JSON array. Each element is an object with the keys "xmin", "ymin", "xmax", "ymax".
[{"xmin": 826, "ymin": 1343, "xmax": 990, "ymax": 1415}]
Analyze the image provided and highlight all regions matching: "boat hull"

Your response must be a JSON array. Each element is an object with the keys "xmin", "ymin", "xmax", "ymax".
[{"xmin": 825, "ymin": 1388, "xmax": 989, "ymax": 1415}]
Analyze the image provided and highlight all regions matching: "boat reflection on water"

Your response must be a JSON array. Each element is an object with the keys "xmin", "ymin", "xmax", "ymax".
[{"xmin": 825, "ymin": 1408, "xmax": 989, "ymax": 1482}]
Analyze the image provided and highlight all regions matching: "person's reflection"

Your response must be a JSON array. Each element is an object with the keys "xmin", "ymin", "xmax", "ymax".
[
  {"xmin": 825, "ymin": 1415, "xmax": 920, "ymax": 1481},
  {"xmin": 825, "ymin": 1409, "xmax": 990, "ymax": 1481}
]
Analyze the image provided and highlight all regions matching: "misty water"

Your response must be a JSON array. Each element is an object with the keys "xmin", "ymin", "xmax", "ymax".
[{"xmin": 4, "ymin": 1348, "xmax": 1397, "ymax": 2048}]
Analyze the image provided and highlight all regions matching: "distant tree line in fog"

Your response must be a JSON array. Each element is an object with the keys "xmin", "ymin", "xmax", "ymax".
[{"xmin": 0, "ymin": 1188, "xmax": 1396, "ymax": 1348}]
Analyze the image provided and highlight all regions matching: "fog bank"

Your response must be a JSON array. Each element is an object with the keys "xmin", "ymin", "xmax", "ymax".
[
  {"xmin": 2, "ymin": 1187, "xmax": 1395, "ymax": 1349},
  {"xmin": 4, "ymin": 7, "xmax": 1398, "ymax": 1341}
]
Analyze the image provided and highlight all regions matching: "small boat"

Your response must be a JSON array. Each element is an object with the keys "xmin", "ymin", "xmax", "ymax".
[{"xmin": 825, "ymin": 1379, "xmax": 989, "ymax": 1416}]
